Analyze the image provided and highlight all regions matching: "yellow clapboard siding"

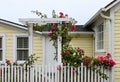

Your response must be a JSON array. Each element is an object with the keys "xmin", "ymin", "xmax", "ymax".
[
  {"xmin": 0, "ymin": 24, "xmax": 43, "ymax": 64},
  {"xmin": 33, "ymin": 35, "xmax": 42, "ymax": 64},
  {"xmin": 70, "ymin": 35, "xmax": 93, "ymax": 57},
  {"xmin": 114, "ymin": 10, "xmax": 120, "ymax": 82}
]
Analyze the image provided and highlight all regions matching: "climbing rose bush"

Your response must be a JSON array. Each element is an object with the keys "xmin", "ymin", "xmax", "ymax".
[
  {"xmin": 62, "ymin": 47, "xmax": 116, "ymax": 70},
  {"xmin": 95, "ymin": 53, "xmax": 116, "ymax": 69},
  {"xmin": 32, "ymin": 10, "xmax": 116, "ymax": 79},
  {"xmin": 33, "ymin": 10, "xmax": 77, "ymax": 61}
]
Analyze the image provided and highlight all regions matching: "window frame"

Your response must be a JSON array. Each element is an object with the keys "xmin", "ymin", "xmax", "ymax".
[
  {"xmin": 0, "ymin": 34, "xmax": 5, "ymax": 63},
  {"xmin": 13, "ymin": 34, "xmax": 30, "ymax": 64},
  {"xmin": 95, "ymin": 22, "xmax": 105, "ymax": 52}
]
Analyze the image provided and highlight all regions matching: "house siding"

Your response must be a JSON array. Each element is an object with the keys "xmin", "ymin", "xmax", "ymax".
[
  {"xmin": 114, "ymin": 10, "xmax": 120, "ymax": 82},
  {"xmin": 70, "ymin": 35, "xmax": 93, "ymax": 57},
  {"xmin": 33, "ymin": 35, "xmax": 42, "ymax": 64},
  {"xmin": 0, "ymin": 23, "xmax": 42, "ymax": 64}
]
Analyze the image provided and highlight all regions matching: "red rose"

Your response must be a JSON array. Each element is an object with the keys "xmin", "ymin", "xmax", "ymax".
[
  {"xmin": 48, "ymin": 33, "xmax": 52, "ymax": 37},
  {"xmin": 59, "ymin": 12, "xmax": 63, "ymax": 16}
]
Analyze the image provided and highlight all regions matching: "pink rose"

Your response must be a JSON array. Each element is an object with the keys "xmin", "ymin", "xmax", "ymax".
[
  {"xmin": 97, "ymin": 56, "xmax": 106, "ymax": 62},
  {"xmin": 77, "ymin": 47, "xmax": 81, "ymax": 52},
  {"xmin": 72, "ymin": 67, "xmax": 77, "ymax": 73},
  {"xmin": 57, "ymin": 65, "xmax": 62, "ymax": 71}
]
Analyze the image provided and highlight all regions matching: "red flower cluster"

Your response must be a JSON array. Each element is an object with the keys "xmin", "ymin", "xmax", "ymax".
[
  {"xmin": 59, "ymin": 12, "xmax": 68, "ymax": 18},
  {"xmin": 71, "ymin": 25, "xmax": 76, "ymax": 32},
  {"xmin": 6, "ymin": 59, "xmax": 11, "ymax": 65},
  {"xmin": 82, "ymin": 56, "xmax": 92, "ymax": 66},
  {"xmin": 97, "ymin": 53, "xmax": 116, "ymax": 69},
  {"xmin": 105, "ymin": 60, "xmax": 116, "ymax": 69},
  {"xmin": 48, "ymin": 33, "xmax": 52, "ymax": 37}
]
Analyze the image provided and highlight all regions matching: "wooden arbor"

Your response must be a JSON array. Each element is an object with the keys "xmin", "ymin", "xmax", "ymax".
[{"xmin": 19, "ymin": 18, "xmax": 72, "ymax": 64}]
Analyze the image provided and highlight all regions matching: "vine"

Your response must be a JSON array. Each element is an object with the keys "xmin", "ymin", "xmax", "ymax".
[{"xmin": 32, "ymin": 10, "xmax": 116, "ymax": 80}]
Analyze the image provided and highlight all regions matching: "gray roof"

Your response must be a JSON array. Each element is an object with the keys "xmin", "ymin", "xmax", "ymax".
[
  {"xmin": 0, "ymin": 18, "xmax": 26, "ymax": 27},
  {"xmin": 0, "ymin": 18, "xmax": 93, "ymax": 33},
  {"xmin": 105, "ymin": 0, "xmax": 117, "ymax": 8},
  {"xmin": 42, "ymin": 25, "xmax": 94, "ymax": 32},
  {"xmin": 76, "ymin": 25, "xmax": 94, "ymax": 32}
]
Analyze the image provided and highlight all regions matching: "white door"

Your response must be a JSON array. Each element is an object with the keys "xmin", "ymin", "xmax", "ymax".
[{"xmin": 44, "ymin": 35, "xmax": 57, "ymax": 65}]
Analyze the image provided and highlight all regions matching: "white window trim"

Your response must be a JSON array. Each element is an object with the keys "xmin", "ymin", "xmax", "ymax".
[
  {"xmin": 42, "ymin": 35, "xmax": 45, "ymax": 65},
  {"xmin": 13, "ymin": 34, "xmax": 30, "ymax": 64},
  {"xmin": 0, "ymin": 34, "xmax": 6, "ymax": 63},
  {"xmin": 95, "ymin": 22, "xmax": 105, "ymax": 53}
]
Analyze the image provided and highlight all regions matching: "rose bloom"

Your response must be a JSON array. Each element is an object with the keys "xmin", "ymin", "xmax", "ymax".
[
  {"xmin": 71, "ymin": 25, "xmax": 76, "ymax": 32},
  {"xmin": 97, "ymin": 56, "xmax": 106, "ymax": 62},
  {"xmin": 57, "ymin": 65, "xmax": 62, "ymax": 71},
  {"xmin": 59, "ymin": 12, "xmax": 63, "ymax": 16},
  {"xmin": 72, "ymin": 67, "xmax": 77, "ymax": 73},
  {"xmin": 77, "ymin": 47, "xmax": 81, "ymax": 52},
  {"xmin": 6, "ymin": 59, "xmax": 10, "ymax": 63},
  {"xmin": 47, "ymin": 33, "xmax": 52, "ymax": 37}
]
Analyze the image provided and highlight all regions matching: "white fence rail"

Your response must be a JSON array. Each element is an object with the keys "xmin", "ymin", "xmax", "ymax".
[{"xmin": 0, "ymin": 63, "xmax": 112, "ymax": 82}]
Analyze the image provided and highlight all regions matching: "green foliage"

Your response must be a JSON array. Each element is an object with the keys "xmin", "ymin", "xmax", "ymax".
[
  {"xmin": 23, "ymin": 54, "xmax": 40, "ymax": 66},
  {"xmin": 32, "ymin": 10, "xmax": 47, "ymax": 18},
  {"xmin": 62, "ymin": 46, "xmax": 84, "ymax": 67}
]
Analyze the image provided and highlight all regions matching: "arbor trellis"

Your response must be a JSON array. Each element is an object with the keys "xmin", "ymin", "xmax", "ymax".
[
  {"xmin": 19, "ymin": 10, "xmax": 116, "ymax": 80},
  {"xmin": 19, "ymin": 10, "xmax": 78, "ymax": 65}
]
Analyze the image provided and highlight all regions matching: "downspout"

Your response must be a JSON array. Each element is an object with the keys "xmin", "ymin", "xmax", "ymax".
[
  {"xmin": 100, "ymin": 9, "xmax": 112, "ymax": 54},
  {"xmin": 100, "ymin": 8, "xmax": 114, "ymax": 82},
  {"xmin": 100, "ymin": 12, "xmax": 112, "ymax": 20}
]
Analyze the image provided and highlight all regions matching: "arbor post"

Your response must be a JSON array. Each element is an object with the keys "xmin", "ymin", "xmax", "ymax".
[{"xmin": 57, "ymin": 23, "xmax": 62, "ymax": 65}]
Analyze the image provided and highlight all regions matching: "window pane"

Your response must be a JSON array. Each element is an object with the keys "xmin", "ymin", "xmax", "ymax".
[
  {"xmin": 17, "ymin": 37, "xmax": 28, "ymax": 48},
  {"xmin": 24, "ymin": 38, "xmax": 28, "ymax": 48},
  {"xmin": 97, "ymin": 22, "xmax": 104, "ymax": 50},
  {"xmin": 0, "ymin": 38, "xmax": 2, "ymax": 48},
  {"xmin": 0, "ymin": 50, "xmax": 2, "ymax": 60},
  {"xmin": 17, "ymin": 50, "xmax": 28, "ymax": 60},
  {"xmin": 97, "ymin": 33, "xmax": 100, "ymax": 41},
  {"xmin": 97, "ymin": 42, "xmax": 100, "ymax": 49},
  {"xmin": 17, "ymin": 37, "xmax": 22, "ymax": 48},
  {"xmin": 101, "ymin": 41, "xmax": 104, "ymax": 49}
]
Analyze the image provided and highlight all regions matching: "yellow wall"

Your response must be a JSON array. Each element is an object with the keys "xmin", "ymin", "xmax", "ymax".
[
  {"xmin": 70, "ymin": 35, "xmax": 93, "ymax": 57},
  {"xmin": 0, "ymin": 23, "xmax": 42, "ymax": 64},
  {"xmin": 114, "ymin": 10, "xmax": 120, "ymax": 82},
  {"xmin": 33, "ymin": 34, "xmax": 42, "ymax": 64}
]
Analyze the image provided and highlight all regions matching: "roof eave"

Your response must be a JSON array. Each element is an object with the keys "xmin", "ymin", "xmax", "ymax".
[
  {"xmin": 103, "ymin": 0, "xmax": 120, "ymax": 11},
  {"xmin": 84, "ymin": 0, "xmax": 119, "ymax": 28},
  {"xmin": 0, "ymin": 19, "xmax": 28, "ymax": 30},
  {"xmin": 41, "ymin": 31, "xmax": 94, "ymax": 35},
  {"xmin": 84, "ymin": 9, "xmax": 102, "ymax": 27}
]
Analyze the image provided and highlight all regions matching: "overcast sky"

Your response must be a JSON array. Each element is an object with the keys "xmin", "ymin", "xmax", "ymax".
[{"xmin": 0, "ymin": 0, "xmax": 113, "ymax": 25}]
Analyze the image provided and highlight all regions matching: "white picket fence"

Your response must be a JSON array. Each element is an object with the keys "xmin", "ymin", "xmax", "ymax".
[{"xmin": 0, "ymin": 63, "xmax": 112, "ymax": 82}]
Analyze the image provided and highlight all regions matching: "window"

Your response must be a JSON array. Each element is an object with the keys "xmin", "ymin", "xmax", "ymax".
[
  {"xmin": 17, "ymin": 37, "xmax": 29, "ymax": 61},
  {"xmin": 96, "ymin": 22, "xmax": 104, "ymax": 52},
  {"xmin": 0, "ymin": 34, "xmax": 5, "ymax": 62},
  {"xmin": 0, "ymin": 38, "xmax": 2, "ymax": 60}
]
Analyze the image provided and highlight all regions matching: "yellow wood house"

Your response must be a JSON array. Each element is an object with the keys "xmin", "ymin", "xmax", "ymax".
[{"xmin": 0, "ymin": 0, "xmax": 120, "ymax": 82}]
